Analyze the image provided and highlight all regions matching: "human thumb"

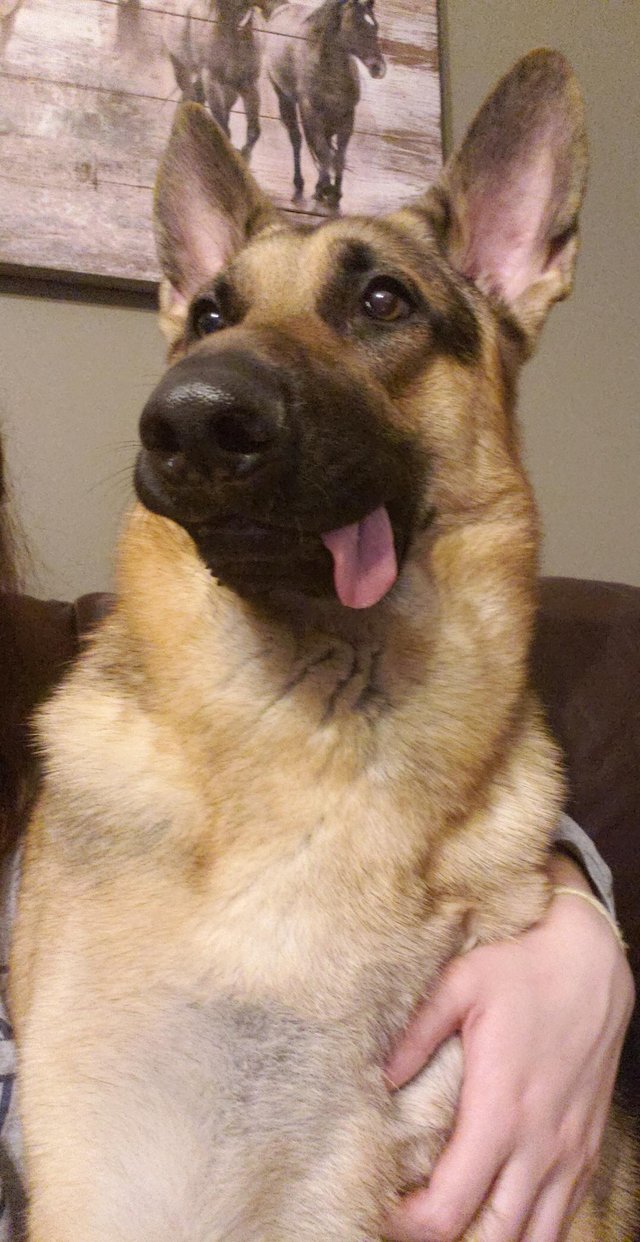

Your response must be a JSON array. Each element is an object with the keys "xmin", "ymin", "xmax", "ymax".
[{"xmin": 385, "ymin": 962, "xmax": 468, "ymax": 1089}]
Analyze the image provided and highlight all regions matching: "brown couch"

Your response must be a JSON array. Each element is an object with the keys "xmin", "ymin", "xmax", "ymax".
[
  {"xmin": 532, "ymin": 578, "xmax": 639, "ymax": 1118},
  {"xmin": 1, "ymin": 577, "xmax": 638, "ymax": 1119}
]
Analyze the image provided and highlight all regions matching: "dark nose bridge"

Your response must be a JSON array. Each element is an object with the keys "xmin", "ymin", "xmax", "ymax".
[
  {"xmin": 139, "ymin": 343, "xmax": 289, "ymax": 480},
  {"xmin": 238, "ymin": 311, "xmax": 345, "ymax": 377}
]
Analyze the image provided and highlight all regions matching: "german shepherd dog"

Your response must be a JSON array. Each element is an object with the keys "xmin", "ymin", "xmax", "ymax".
[{"xmin": 11, "ymin": 51, "xmax": 638, "ymax": 1241}]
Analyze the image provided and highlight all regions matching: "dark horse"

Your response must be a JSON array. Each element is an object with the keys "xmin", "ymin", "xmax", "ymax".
[
  {"xmin": 266, "ymin": 0, "xmax": 386, "ymax": 206},
  {"xmin": 167, "ymin": 0, "xmax": 273, "ymax": 161}
]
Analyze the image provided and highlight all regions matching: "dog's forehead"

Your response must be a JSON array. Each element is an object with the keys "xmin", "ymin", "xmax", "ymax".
[
  {"xmin": 229, "ymin": 215, "xmax": 446, "ymax": 310},
  {"xmin": 229, "ymin": 226, "xmax": 313, "ymax": 313}
]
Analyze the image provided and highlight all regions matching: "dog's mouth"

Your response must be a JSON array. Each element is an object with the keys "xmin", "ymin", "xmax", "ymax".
[
  {"xmin": 320, "ymin": 506, "xmax": 397, "ymax": 609},
  {"xmin": 135, "ymin": 452, "xmax": 406, "ymax": 610}
]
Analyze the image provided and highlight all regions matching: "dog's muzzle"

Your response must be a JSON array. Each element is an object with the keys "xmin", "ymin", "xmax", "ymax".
[{"xmin": 135, "ymin": 343, "xmax": 419, "ymax": 607}]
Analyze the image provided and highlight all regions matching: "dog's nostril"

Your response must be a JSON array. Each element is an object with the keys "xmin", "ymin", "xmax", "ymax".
[
  {"xmin": 213, "ymin": 411, "xmax": 275, "ymax": 458},
  {"xmin": 146, "ymin": 414, "xmax": 181, "ymax": 459}
]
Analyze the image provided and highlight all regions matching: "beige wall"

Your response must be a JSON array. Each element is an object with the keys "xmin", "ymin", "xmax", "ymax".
[
  {"xmin": 0, "ymin": 293, "xmax": 163, "ymax": 596},
  {"xmin": 440, "ymin": 0, "xmax": 640, "ymax": 588},
  {"xmin": 1, "ymin": 0, "xmax": 638, "ymax": 598}
]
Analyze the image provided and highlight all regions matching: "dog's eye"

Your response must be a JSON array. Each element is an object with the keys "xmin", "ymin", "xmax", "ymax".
[
  {"xmin": 362, "ymin": 278, "xmax": 413, "ymax": 323},
  {"xmin": 192, "ymin": 297, "xmax": 225, "ymax": 337}
]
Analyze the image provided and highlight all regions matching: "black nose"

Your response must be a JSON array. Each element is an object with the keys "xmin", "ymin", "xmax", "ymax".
[{"xmin": 139, "ymin": 349, "xmax": 286, "ymax": 482}]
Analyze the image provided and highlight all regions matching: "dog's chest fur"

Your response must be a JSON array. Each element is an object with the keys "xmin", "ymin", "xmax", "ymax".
[
  {"xmin": 37, "ymin": 512, "xmax": 553, "ymax": 1029},
  {"xmin": 26, "ymin": 516, "xmax": 554, "ymax": 1239}
]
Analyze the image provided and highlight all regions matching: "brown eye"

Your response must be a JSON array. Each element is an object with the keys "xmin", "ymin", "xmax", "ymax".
[
  {"xmin": 362, "ymin": 279, "xmax": 413, "ymax": 323},
  {"xmin": 192, "ymin": 296, "xmax": 224, "ymax": 338}
]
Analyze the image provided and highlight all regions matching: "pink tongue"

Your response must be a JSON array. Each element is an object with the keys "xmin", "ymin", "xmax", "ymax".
[{"xmin": 321, "ymin": 505, "xmax": 398, "ymax": 609}]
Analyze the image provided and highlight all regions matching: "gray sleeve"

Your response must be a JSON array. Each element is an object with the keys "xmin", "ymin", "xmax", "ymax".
[
  {"xmin": 552, "ymin": 813, "xmax": 616, "ymax": 918},
  {"xmin": 0, "ymin": 1003, "xmax": 25, "ymax": 1240}
]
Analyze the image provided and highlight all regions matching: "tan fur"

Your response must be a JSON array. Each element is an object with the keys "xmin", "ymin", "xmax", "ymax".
[{"xmin": 11, "ymin": 51, "xmax": 637, "ymax": 1241}]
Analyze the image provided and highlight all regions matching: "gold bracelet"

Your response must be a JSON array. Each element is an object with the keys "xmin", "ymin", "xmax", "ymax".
[{"xmin": 552, "ymin": 886, "xmax": 627, "ymax": 951}]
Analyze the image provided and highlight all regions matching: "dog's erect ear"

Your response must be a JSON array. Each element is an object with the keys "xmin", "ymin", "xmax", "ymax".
[
  {"xmin": 155, "ymin": 103, "xmax": 277, "ymax": 343},
  {"xmin": 428, "ymin": 50, "xmax": 587, "ymax": 345}
]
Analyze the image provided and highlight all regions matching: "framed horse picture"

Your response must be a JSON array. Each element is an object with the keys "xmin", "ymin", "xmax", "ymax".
[{"xmin": 0, "ymin": 0, "xmax": 442, "ymax": 291}]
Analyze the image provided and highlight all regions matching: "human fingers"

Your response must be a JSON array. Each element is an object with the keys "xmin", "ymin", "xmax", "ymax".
[
  {"xmin": 385, "ymin": 882, "xmax": 633, "ymax": 1242},
  {"xmin": 384, "ymin": 1191, "xmax": 439, "ymax": 1242},
  {"xmin": 470, "ymin": 1157, "xmax": 548, "ymax": 1242},
  {"xmin": 384, "ymin": 1098, "xmax": 512, "ymax": 1242},
  {"xmin": 386, "ymin": 963, "xmax": 468, "ymax": 1089},
  {"xmin": 384, "ymin": 1133, "xmax": 591, "ymax": 1242},
  {"xmin": 518, "ymin": 1126, "xmax": 604, "ymax": 1242},
  {"xmin": 519, "ymin": 1169, "xmax": 585, "ymax": 1242}
]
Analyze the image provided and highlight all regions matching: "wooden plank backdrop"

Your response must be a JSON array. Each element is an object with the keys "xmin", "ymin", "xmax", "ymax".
[{"xmin": 0, "ymin": 0, "xmax": 442, "ymax": 290}]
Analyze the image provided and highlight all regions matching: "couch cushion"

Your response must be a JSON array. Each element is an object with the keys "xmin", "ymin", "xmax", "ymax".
[
  {"xmin": 0, "ymin": 592, "xmax": 110, "ymax": 861},
  {"xmin": 533, "ymin": 577, "xmax": 640, "ymax": 1116}
]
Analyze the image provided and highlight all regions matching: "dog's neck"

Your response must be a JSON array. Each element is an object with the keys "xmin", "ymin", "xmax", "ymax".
[
  {"xmin": 38, "ymin": 500, "xmax": 553, "ymax": 1012},
  {"xmin": 118, "ymin": 507, "xmax": 424, "ymax": 739},
  {"xmin": 116, "ymin": 504, "xmax": 537, "ymax": 813}
]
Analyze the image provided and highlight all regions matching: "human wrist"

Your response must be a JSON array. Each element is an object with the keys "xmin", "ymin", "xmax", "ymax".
[
  {"xmin": 552, "ymin": 814, "xmax": 616, "ymax": 916},
  {"xmin": 552, "ymin": 885, "xmax": 627, "ymax": 952},
  {"xmin": 547, "ymin": 853, "xmax": 628, "ymax": 958},
  {"xmin": 548, "ymin": 850, "xmax": 594, "ymax": 894}
]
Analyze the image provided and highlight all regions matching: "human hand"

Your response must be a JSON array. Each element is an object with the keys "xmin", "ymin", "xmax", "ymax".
[{"xmin": 383, "ymin": 857, "xmax": 635, "ymax": 1242}]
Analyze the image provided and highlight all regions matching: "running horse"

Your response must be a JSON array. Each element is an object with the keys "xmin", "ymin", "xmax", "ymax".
[
  {"xmin": 266, "ymin": 0, "xmax": 386, "ymax": 206},
  {"xmin": 167, "ymin": 0, "xmax": 274, "ymax": 161}
]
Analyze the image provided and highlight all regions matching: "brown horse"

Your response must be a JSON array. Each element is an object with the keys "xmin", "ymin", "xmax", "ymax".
[
  {"xmin": 0, "ymin": 0, "xmax": 24, "ymax": 56},
  {"xmin": 266, "ymin": 0, "xmax": 386, "ymax": 206},
  {"xmin": 167, "ymin": 0, "xmax": 272, "ymax": 161}
]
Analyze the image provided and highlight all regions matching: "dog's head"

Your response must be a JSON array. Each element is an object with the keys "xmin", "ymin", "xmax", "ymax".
[{"xmin": 135, "ymin": 51, "xmax": 586, "ymax": 610}]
